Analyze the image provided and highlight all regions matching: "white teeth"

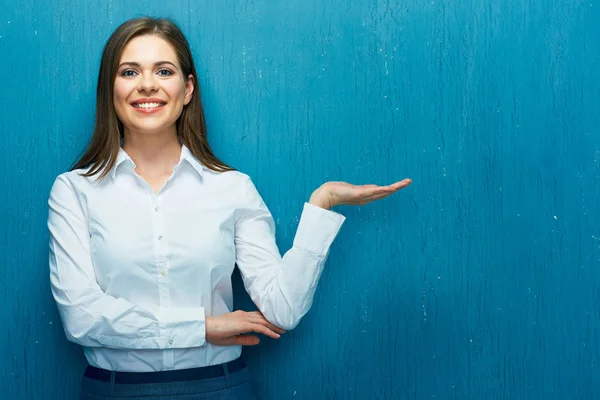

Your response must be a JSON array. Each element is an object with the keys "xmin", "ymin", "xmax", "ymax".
[{"xmin": 133, "ymin": 102, "xmax": 163, "ymax": 109}]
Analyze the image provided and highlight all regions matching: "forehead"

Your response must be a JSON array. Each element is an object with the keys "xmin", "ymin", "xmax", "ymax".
[{"xmin": 119, "ymin": 35, "xmax": 179, "ymax": 65}]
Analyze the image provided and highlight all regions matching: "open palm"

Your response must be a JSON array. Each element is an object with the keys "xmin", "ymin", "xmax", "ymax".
[{"xmin": 312, "ymin": 178, "xmax": 412, "ymax": 209}]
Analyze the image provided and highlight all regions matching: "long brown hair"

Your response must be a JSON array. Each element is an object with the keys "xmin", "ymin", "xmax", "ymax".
[{"xmin": 72, "ymin": 17, "xmax": 234, "ymax": 179}]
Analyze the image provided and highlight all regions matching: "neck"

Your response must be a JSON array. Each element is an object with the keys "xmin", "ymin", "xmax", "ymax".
[{"xmin": 121, "ymin": 129, "xmax": 182, "ymax": 177}]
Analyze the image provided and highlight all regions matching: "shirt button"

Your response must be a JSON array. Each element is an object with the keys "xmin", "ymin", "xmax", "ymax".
[
  {"xmin": 160, "ymin": 269, "xmax": 167, "ymax": 276},
  {"xmin": 155, "ymin": 207, "xmax": 160, "ymax": 212},
  {"xmin": 157, "ymin": 236, "xmax": 163, "ymax": 241},
  {"xmin": 168, "ymin": 339, "xmax": 173, "ymax": 345}
]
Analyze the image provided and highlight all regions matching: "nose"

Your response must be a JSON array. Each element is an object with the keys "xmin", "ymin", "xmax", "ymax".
[{"xmin": 137, "ymin": 72, "xmax": 158, "ymax": 94}]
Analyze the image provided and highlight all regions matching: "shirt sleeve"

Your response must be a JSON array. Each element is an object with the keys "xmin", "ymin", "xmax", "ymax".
[
  {"xmin": 47, "ymin": 174, "xmax": 206, "ymax": 349},
  {"xmin": 234, "ymin": 176, "xmax": 346, "ymax": 330}
]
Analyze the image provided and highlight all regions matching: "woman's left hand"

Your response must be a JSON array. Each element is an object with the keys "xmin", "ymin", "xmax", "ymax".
[{"xmin": 309, "ymin": 178, "xmax": 412, "ymax": 210}]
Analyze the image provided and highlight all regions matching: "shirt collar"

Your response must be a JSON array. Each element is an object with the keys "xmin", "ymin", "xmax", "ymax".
[
  {"xmin": 109, "ymin": 144, "xmax": 204, "ymax": 179},
  {"xmin": 179, "ymin": 144, "xmax": 205, "ymax": 178},
  {"xmin": 109, "ymin": 147, "xmax": 134, "ymax": 179}
]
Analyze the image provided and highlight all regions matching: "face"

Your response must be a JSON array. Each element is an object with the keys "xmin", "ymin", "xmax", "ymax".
[{"xmin": 113, "ymin": 34, "xmax": 194, "ymax": 137}]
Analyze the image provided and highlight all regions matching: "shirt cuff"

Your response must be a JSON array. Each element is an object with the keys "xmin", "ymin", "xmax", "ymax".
[
  {"xmin": 157, "ymin": 307, "xmax": 206, "ymax": 348},
  {"xmin": 292, "ymin": 202, "xmax": 346, "ymax": 256}
]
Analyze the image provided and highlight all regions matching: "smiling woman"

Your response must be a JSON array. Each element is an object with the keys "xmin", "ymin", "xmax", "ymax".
[
  {"xmin": 47, "ymin": 16, "xmax": 410, "ymax": 400},
  {"xmin": 113, "ymin": 36, "xmax": 193, "ymax": 136},
  {"xmin": 71, "ymin": 17, "xmax": 233, "ymax": 182}
]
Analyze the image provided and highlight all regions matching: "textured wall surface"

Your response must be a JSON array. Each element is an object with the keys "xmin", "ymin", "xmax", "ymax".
[{"xmin": 1, "ymin": 1, "xmax": 599, "ymax": 399}]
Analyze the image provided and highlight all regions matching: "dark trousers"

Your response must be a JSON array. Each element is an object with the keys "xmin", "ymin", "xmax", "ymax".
[{"xmin": 80, "ymin": 359, "xmax": 258, "ymax": 399}]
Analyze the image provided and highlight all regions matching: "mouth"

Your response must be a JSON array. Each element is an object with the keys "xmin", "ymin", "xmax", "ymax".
[
  {"xmin": 131, "ymin": 102, "xmax": 166, "ymax": 109},
  {"xmin": 130, "ymin": 99, "xmax": 167, "ymax": 113}
]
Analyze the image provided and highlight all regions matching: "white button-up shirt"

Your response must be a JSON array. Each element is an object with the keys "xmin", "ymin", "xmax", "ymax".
[{"xmin": 47, "ymin": 145, "xmax": 345, "ymax": 372}]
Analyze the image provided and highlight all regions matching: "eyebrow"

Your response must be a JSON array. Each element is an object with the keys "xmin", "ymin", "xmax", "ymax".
[{"xmin": 118, "ymin": 61, "xmax": 178, "ymax": 69}]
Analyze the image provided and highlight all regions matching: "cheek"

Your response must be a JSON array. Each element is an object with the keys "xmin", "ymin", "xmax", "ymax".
[
  {"xmin": 164, "ymin": 80, "xmax": 187, "ymax": 101},
  {"xmin": 113, "ymin": 81, "xmax": 136, "ymax": 120},
  {"xmin": 112, "ymin": 93, "xmax": 127, "ymax": 121},
  {"xmin": 113, "ymin": 82, "xmax": 129, "ymax": 103},
  {"xmin": 113, "ymin": 79, "xmax": 139, "ymax": 105}
]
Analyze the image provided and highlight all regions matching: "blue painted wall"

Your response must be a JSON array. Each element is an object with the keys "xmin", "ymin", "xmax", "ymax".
[{"xmin": 1, "ymin": 1, "xmax": 599, "ymax": 399}]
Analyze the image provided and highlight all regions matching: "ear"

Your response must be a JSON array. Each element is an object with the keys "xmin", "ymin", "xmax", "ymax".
[{"xmin": 184, "ymin": 74, "xmax": 194, "ymax": 105}]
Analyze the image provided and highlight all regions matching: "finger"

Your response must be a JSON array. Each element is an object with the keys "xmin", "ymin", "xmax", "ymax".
[
  {"xmin": 362, "ymin": 179, "xmax": 412, "ymax": 195},
  {"xmin": 238, "ymin": 321, "xmax": 281, "ymax": 339},
  {"xmin": 244, "ymin": 322, "xmax": 281, "ymax": 339},
  {"xmin": 272, "ymin": 326, "xmax": 286, "ymax": 335},
  {"xmin": 388, "ymin": 178, "xmax": 412, "ymax": 190},
  {"xmin": 260, "ymin": 321, "xmax": 286, "ymax": 335},
  {"xmin": 248, "ymin": 313, "xmax": 286, "ymax": 334},
  {"xmin": 358, "ymin": 186, "xmax": 397, "ymax": 198},
  {"xmin": 352, "ymin": 179, "xmax": 411, "ymax": 193},
  {"xmin": 234, "ymin": 334, "xmax": 260, "ymax": 346},
  {"xmin": 335, "ymin": 189, "xmax": 391, "ymax": 206},
  {"xmin": 356, "ymin": 192, "xmax": 396, "ymax": 205}
]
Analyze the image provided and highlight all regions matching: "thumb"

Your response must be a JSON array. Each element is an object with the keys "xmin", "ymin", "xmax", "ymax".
[{"xmin": 234, "ymin": 335, "xmax": 260, "ymax": 346}]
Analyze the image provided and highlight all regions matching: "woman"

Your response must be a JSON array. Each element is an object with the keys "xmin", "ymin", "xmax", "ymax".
[{"xmin": 47, "ymin": 17, "xmax": 411, "ymax": 399}]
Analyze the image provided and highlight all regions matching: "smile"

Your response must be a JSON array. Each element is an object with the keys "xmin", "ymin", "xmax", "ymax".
[
  {"xmin": 130, "ymin": 100, "xmax": 167, "ymax": 114},
  {"xmin": 132, "ymin": 102, "xmax": 166, "ymax": 109}
]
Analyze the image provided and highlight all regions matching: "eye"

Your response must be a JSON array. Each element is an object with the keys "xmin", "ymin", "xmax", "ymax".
[
  {"xmin": 121, "ymin": 69, "xmax": 137, "ymax": 77},
  {"xmin": 157, "ymin": 69, "xmax": 174, "ymax": 77}
]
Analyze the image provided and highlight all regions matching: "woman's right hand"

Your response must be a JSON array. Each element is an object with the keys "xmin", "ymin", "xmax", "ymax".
[{"xmin": 205, "ymin": 310, "xmax": 286, "ymax": 346}]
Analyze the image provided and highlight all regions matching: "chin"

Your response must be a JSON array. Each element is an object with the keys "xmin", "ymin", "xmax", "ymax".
[
  {"xmin": 143, "ymin": 126, "xmax": 175, "ymax": 135},
  {"xmin": 128, "ymin": 118, "xmax": 176, "ymax": 134}
]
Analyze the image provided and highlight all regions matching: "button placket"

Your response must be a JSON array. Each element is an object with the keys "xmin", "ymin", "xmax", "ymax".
[
  {"xmin": 151, "ymin": 195, "xmax": 170, "ymax": 299},
  {"xmin": 150, "ymin": 194, "xmax": 175, "ymax": 368}
]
